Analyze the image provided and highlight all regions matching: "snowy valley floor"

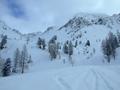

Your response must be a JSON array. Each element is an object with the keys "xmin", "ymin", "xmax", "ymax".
[{"xmin": 0, "ymin": 65, "xmax": 120, "ymax": 90}]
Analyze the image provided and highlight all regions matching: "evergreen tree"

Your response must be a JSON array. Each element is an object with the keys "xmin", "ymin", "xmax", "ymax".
[
  {"xmin": 102, "ymin": 39, "xmax": 111, "ymax": 63},
  {"xmin": 26, "ymin": 36, "xmax": 30, "ymax": 44},
  {"xmin": 52, "ymin": 35, "xmax": 57, "ymax": 41},
  {"xmin": 48, "ymin": 43, "xmax": 57, "ymax": 60},
  {"xmin": 0, "ymin": 35, "xmax": 7, "ymax": 50},
  {"xmin": 13, "ymin": 48, "xmax": 21, "ymax": 73},
  {"xmin": 74, "ymin": 40, "xmax": 78, "ymax": 48},
  {"xmin": 0, "ymin": 57, "xmax": 5, "ymax": 76},
  {"xmin": 101, "ymin": 32, "xmax": 119, "ymax": 62},
  {"xmin": 37, "ymin": 37, "xmax": 46, "ymax": 50},
  {"xmin": 37, "ymin": 37, "xmax": 42, "ymax": 49},
  {"xmin": 113, "ymin": 35, "xmax": 119, "ymax": 48},
  {"xmin": 85, "ymin": 40, "xmax": 90, "ymax": 46},
  {"xmin": 48, "ymin": 36, "xmax": 58, "ymax": 60},
  {"xmin": 68, "ymin": 41, "xmax": 74, "ymax": 66},
  {"xmin": 2, "ymin": 58, "xmax": 11, "ymax": 77},
  {"xmin": 108, "ymin": 32, "xmax": 118, "ymax": 59},
  {"xmin": 20, "ymin": 45, "xmax": 28, "ymax": 73},
  {"xmin": 42, "ymin": 39, "xmax": 46, "ymax": 50},
  {"xmin": 68, "ymin": 41, "xmax": 73, "ymax": 56},
  {"xmin": 117, "ymin": 30, "xmax": 120, "ymax": 44},
  {"xmin": 56, "ymin": 42, "xmax": 61, "ymax": 59},
  {"xmin": 63, "ymin": 40, "xmax": 73, "ymax": 55},
  {"xmin": 28, "ymin": 55, "xmax": 32, "ymax": 64},
  {"xmin": 63, "ymin": 41, "xmax": 69, "ymax": 54},
  {"xmin": 49, "ymin": 35, "xmax": 57, "ymax": 44}
]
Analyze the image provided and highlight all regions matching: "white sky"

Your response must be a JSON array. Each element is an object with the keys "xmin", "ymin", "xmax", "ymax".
[{"xmin": 0, "ymin": 0, "xmax": 120, "ymax": 33}]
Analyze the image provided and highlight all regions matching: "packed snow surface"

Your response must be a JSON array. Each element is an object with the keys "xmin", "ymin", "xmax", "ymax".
[{"xmin": 0, "ymin": 66, "xmax": 120, "ymax": 90}]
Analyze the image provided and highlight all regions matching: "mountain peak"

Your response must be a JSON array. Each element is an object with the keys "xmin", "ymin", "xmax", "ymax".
[{"xmin": 74, "ymin": 12, "xmax": 109, "ymax": 18}]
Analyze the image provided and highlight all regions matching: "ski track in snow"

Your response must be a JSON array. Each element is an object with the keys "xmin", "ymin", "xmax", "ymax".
[
  {"xmin": 76, "ymin": 71, "xmax": 91, "ymax": 90},
  {"xmin": 84, "ymin": 69, "xmax": 98, "ymax": 90},
  {"xmin": 54, "ymin": 67, "xmax": 119, "ymax": 90},
  {"xmin": 91, "ymin": 68, "xmax": 114, "ymax": 90},
  {"xmin": 56, "ymin": 77, "xmax": 72, "ymax": 90},
  {"xmin": 55, "ymin": 69, "xmax": 90, "ymax": 90},
  {"xmin": 97, "ymin": 67, "xmax": 120, "ymax": 90}
]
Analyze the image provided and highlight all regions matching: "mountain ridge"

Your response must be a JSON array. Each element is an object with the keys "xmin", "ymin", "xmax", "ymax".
[{"xmin": 0, "ymin": 12, "xmax": 120, "ymax": 64}]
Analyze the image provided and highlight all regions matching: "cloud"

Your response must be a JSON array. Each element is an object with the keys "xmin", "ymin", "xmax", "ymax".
[
  {"xmin": 3, "ymin": 0, "xmax": 27, "ymax": 19},
  {"xmin": 0, "ymin": 0, "xmax": 120, "ymax": 33}
]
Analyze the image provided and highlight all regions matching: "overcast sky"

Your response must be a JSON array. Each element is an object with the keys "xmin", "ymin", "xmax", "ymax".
[{"xmin": 0, "ymin": 0, "xmax": 120, "ymax": 33}]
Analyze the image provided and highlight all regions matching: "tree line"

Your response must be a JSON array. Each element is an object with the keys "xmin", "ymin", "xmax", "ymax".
[{"xmin": 0, "ymin": 44, "xmax": 32, "ymax": 77}]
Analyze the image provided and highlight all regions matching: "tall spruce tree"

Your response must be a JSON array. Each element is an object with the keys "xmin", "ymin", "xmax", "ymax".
[
  {"xmin": 102, "ymin": 32, "xmax": 119, "ymax": 63},
  {"xmin": 37, "ymin": 37, "xmax": 42, "ymax": 49},
  {"xmin": 117, "ymin": 30, "xmax": 120, "ymax": 44},
  {"xmin": 0, "ymin": 35, "xmax": 7, "ymax": 50},
  {"xmin": 68, "ymin": 41, "xmax": 73, "ymax": 56},
  {"xmin": 42, "ymin": 39, "xmax": 46, "ymax": 50},
  {"xmin": 2, "ymin": 58, "xmax": 11, "ymax": 77},
  {"xmin": 102, "ymin": 39, "xmax": 111, "ymax": 63},
  {"xmin": 0, "ymin": 57, "xmax": 5, "ymax": 76},
  {"xmin": 20, "ymin": 45, "xmax": 28, "ymax": 73},
  {"xmin": 48, "ymin": 35, "xmax": 58, "ymax": 60},
  {"xmin": 48, "ymin": 43, "xmax": 57, "ymax": 60},
  {"xmin": 63, "ymin": 41, "xmax": 69, "ymax": 54},
  {"xmin": 37, "ymin": 37, "xmax": 46, "ymax": 50},
  {"xmin": 28, "ymin": 55, "xmax": 32, "ymax": 64},
  {"xmin": 13, "ymin": 48, "xmax": 21, "ymax": 73}
]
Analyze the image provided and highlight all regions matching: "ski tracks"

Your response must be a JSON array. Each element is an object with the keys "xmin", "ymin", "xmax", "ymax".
[
  {"xmin": 91, "ymin": 68, "xmax": 114, "ymax": 90},
  {"xmin": 84, "ymin": 69, "xmax": 99, "ymax": 90},
  {"xmin": 55, "ymin": 69, "xmax": 91, "ymax": 90},
  {"xmin": 56, "ymin": 77, "xmax": 72, "ymax": 90},
  {"xmin": 54, "ymin": 67, "xmax": 118, "ymax": 90}
]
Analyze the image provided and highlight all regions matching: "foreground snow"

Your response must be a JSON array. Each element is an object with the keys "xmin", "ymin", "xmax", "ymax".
[{"xmin": 0, "ymin": 65, "xmax": 120, "ymax": 90}]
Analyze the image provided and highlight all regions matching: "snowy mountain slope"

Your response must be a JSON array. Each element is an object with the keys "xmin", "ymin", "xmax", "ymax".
[
  {"xmin": 0, "ymin": 13, "xmax": 120, "ymax": 90},
  {"xmin": 42, "ymin": 13, "xmax": 120, "ymax": 40},
  {"xmin": 1, "ymin": 13, "xmax": 120, "ymax": 65},
  {"xmin": 39, "ymin": 13, "xmax": 120, "ymax": 63},
  {"xmin": 24, "ymin": 13, "xmax": 120, "ymax": 47},
  {"xmin": 0, "ymin": 66, "xmax": 120, "ymax": 90},
  {"xmin": 0, "ymin": 20, "xmax": 27, "ymax": 59},
  {"xmin": 0, "ymin": 20, "xmax": 23, "ymax": 40}
]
